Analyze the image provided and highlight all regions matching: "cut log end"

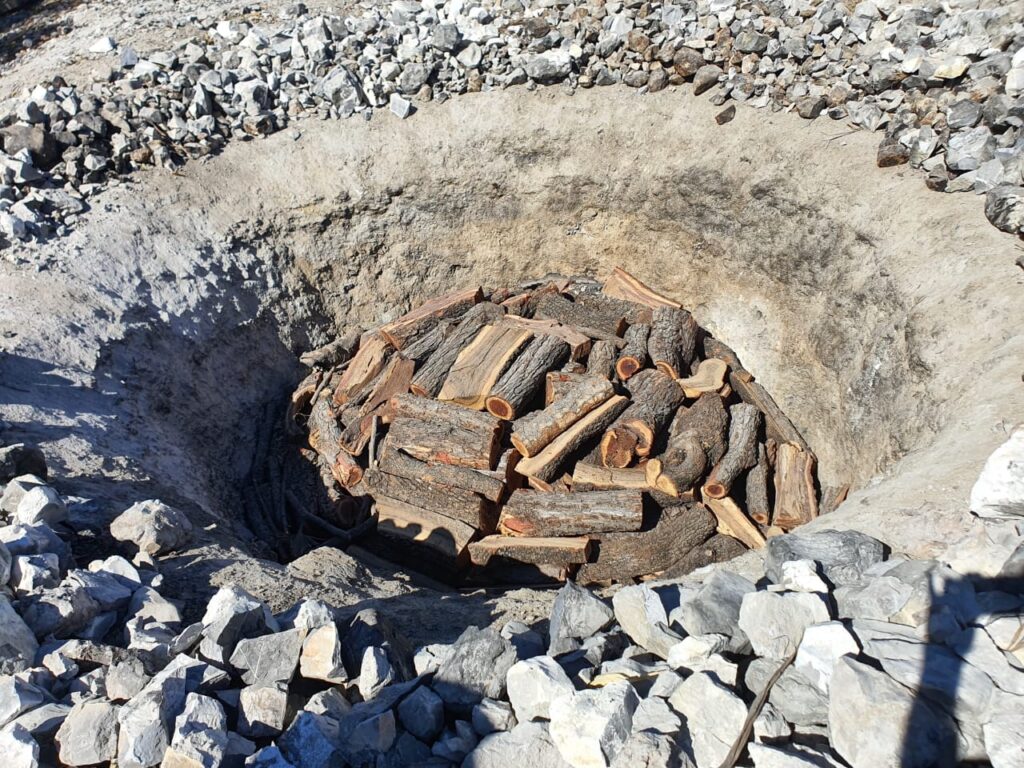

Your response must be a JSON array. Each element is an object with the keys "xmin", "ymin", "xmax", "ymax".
[
  {"xmin": 655, "ymin": 361, "xmax": 682, "ymax": 378},
  {"xmin": 600, "ymin": 428, "xmax": 639, "ymax": 469},
  {"xmin": 615, "ymin": 357, "xmax": 643, "ymax": 380},
  {"xmin": 703, "ymin": 481, "xmax": 728, "ymax": 499},
  {"xmin": 484, "ymin": 396, "xmax": 516, "ymax": 421}
]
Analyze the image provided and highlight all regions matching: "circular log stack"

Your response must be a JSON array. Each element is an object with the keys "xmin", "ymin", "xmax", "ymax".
[{"xmin": 288, "ymin": 268, "xmax": 831, "ymax": 584}]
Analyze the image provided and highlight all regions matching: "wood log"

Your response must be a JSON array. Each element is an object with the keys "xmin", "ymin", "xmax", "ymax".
[
  {"xmin": 571, "ymin": 463, "xmax": 650, "ymax": 492},
  {"xmin": 705, "ymin": 403, "xmax": 763, "ymax": 499},
  {"xmin": 287, "ymin": 370, "xmax": 322, "ymax": 437},
  {"xmin": 659, "ymin": 532, "xmax": 749, "ymax": 580},
  {"xmin": 307, "ymin": 399, "xmax": 364, "ymax": 486},
  {"xmin": 746, "ymin": 443, "xmax": 772, "ymax": 525},
  {"xmin": 574, "ymin": 293, "xmax": 652, "ymax": 327},
  {"xmin": 486, "ymin": 335, "xmax": 570, "ymax": 420},
  {"xmin": 468, "ymin": 535, "xmax": 591, "ymax": 567},
  {"xmin": 587, "ymin": 340, "xmax": 618, "ymax": 379},
  {"xmin": 678, "ymin": 358, "xmax": 729, "ymax": 398},
  {"xmin": 576, "ymin": 503, "xmax": 716, "ymax": 583},
  {"xmin": 645, "ymin": 393, "xmax": 729, "ymax": 497},
  {"xmin": 437, "ymin": 325, "xmax": 533, "ymax": 409},
  {"xmin": 615, "ymin": 323, "xmax": 650, "ymax": 380},
  {"xmin": 545, "ymin": 370, "xmax": 590, "ymax": 406},
  {"xmin": 619, "ymin": 369, "xmax": 687, "ymax": 456},
  {"xmin": 300, "ymin": 330, "xmax": 361, "ymax": 369},
  {"xmin": 499, "ymin": 316, "xmax": 592, "ymax": 360},
  {"xmin": 377, "ymin": 446, "xmax": 505, "ymax": 502},
  {"xmin": 378, "ymin": 286, "xmax": 483, "ymax": 349},
  {"xmin": 512, "ymin": 376, "xmax": 615, "ymax": 457},
  {"xmin": 386, "ymin": 396, "xmax": 503, "ymax": 469},
  {"xmin": 498, "ymin": 490, "xmax": 644, "ymax": 537},
  {"xmin": 534, "ymin": 293, "xmax": 628, "ymax": 338},
  {"xmin": 701, "ymin": 493, "xmax": 765, "ymax": 549},
  {"xmin": 374, "ymin": 495, "xmax": 476, "ymax": 563},
  {"xmin": 773, "ymin": 443, "xmax": 818, "ymax": 529},
  {"xmin": 599, "ymin": 428, "xmax": 639, "ymax": 470},
  {"xmin": 819, "ymin": 484, "xmax": 850, "ymax": 516},
  {"xmin": 602, "ymin": 267, "xmax": 682, "ymax": 310},
  {"xmin": 729, "ymin": 375, "xmax": 810, "ymax": 451},
  {"xmin": 339, "ymin": 356, "xmax": 415, "ymax": 455},
  {"xmin": 357, "ymin": 467, "xmax": 487, "ymax": 529},
  {"xmin": 648, "ymin": 307, "xmax": 699, "ymax": 378},
  {"xmin": 399, "ymin": 322, "xmax": 454, "ymax": 365},
  {"xmin": 515, "ymin": 395, "xmax": 629, "ymax": 482},
  {"xmin": 703, "ymin": 337, "xmax": 752, "ymax": 382},
  {"xmin": 332, "ymin": 333, "xmax": 392, "ymax": 406},
  {"xmin": 411, "ymin": 302, "xmax": 505, "ymax": 397}
]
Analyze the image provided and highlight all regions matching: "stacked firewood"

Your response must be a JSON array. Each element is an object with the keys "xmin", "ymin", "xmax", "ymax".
[{"xmin": 288, "ymin": 268, "xmax": 825, "ymax": 583}]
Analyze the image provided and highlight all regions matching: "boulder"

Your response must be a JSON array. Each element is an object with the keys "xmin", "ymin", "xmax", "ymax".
[
  {"xmin": 0, "ymin": 596, "xmax": 38, "ymax": 673},
  {"xmin": 630, "ymin": 697, "xmax": 680, "ymax": 735},
  {"xmin": 0, "ymin": 475, "xmax": 45, "ymax": 515},
  {"xmin": 358, "ymin": 645, "xmax": 394, "ymax": 700},
  {"xmin": 612, "ymin": 584, "xmax": 683, "ymax": 659},
  {"xmin": 748, "ymin": 743, "xmax": 844, "ymax": 767},
  {"xmin": 738, "ymin": 591, "xmax": 831, "ymax": 660},
  {"xmin": 303, "ymin": 689, "xmax": 351, "ymax": 720},
  {"xmin": 765, "ymin": 530, "xmax": 885, "ymax": 586},
  {"xmin": 0, "ymin": 675, "xmax": 47, "ymax": 729},
  {"xmin": 397, "ymin": 684, "xmax": 444, "ymax": 742},
  {"xmin": 669, "ymin": 672, "xmax": 746, "ymax": 768},
  {"xmin": 549, "ymin": 583, "xmax": 615, "ymax": 656},
  {"xmin": 745, "ymin": 659, "xmax": 829, "ymax": 727},
  {"xmin": 793, "ymin": 621, "xmax": 859, "ymax": 693},
  {"xmin": 507, "ymin": 655, "xmax": 575, "ymax": 722},
  {"xmin": 983, "ymin": 712, "xmax": 1024, "ymax": 768},
  {"xmin": 299, "ymin": 624, "xmax": 346, "ymax": 683},
  {"xmin": 549, "ymin": 681, "xmax": 639, "ymax": 768},
  {"xmin": 238, "ymin": 683, "xmax": 291, "ymax": 739},
  {"xmin": 56, "ymin": 698, "xmax": 119, "ymax": 766},
  {"xmin": 15, "ymin": 485, "xmax": 66, "ymax": 526},
  {"xmin": 276, "ymin": 711, "xmax": 339, "ymax": 768},
  {"xmin": 472, "ymin": 698, "xmax": 516, "ymax": 736},
  {"xmin": 611, "ymin": 731, "xmax": 691, "ymax": 768},
  {"xmin": 340, "ymin": 609, "xmax": 414, "ymax": 681},
  {"xmin": 525, "ymin": 51, "xmax": 572, "ymax": 83},
  {"xmin": 774, "ymin": 560, "xmax": 829, "ymax": 593},
  {"xmin": 432, "ymin": 626, "xmax": 517, "ymax": 713},
  {"xmin": 110, "ymin": 500, "xmax": 193, "ymax": 556},
  {"xmin": 199, "ymin": 586, "xmax": 276, "ymax": 666},
  {"xmin": 0, "ymin": 723, "xmax": 39, "ymax": 768},
  {"xmin": 675, "ymin": 571, "xmax": 756, "ymax": 653},
  {"xmin": 229, "ymin": 628, "xmax": 304, "ymax": 685},
  {"xmin": 834, "ymin": 575, "xmax": 913, "ymax": 621}
]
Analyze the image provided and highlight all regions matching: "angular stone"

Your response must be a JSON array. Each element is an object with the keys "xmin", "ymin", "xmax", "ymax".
[
  {"xmin": 748, "ymin": 743, "xmax": 844, "ymax": 767},
  {"xmin": 464, "ymin": 721, "xmax": 570, "ymax": 768},
  {"xmin": 303, "ymin": 688, "xmax": 351, "ymax": 720},
  {"xmin": 984, "ymin": 712, "xmax": 1024, "ymax": 768},
  {"xmin": 230, "ymin": 628, "xmax": 304, "ymax": 685},
  {"xmin": 752, "ymin": 702, "xmax": 790, "ymax": 745},
  {"xmin": 765, "ymin": 530, "xmax": 885, "ymax": 586},
  {"xmin": 985, "ymin": 186, "xmax": 1024, "ymax": 236},
  {"xmin": 199, "ymin": 586, "xmax": 276, "ymax": 666},
  {"xmin": 946, "ymin": 127, "xmax": 996, "ymax": 172},
  {"xmin": 472, "ymin": 698, "xmax": 516, "ymax": 736},
  {"xmin": 287, "ymin": 599, "xmax": 335, "ymax": 631},
  {"xmin": 630, "ymin": 696, "xmax": 679, "ymax": 735},
  {"xmin": 525, "ymin": 51, "xmax": 572, "ymax": 83},
  {"xmin": 358, "ymin": 645, "xmax": 394, "ymax": 700},
  {"xmin": 793, "ymin": 621, "xmax": 859, "ymax": 693},
  {"xmin": 13, "ymin": 485, "xmax": 66, "ymax": 527},
  {"xmin": 388, "ymin": 94, "xmax": 412, "ymax": 120},
  {"xmin": 162, "ymin": 693, "xmax": 228, "ymax": 768},
  {"xmin": 56, "ymin": 698, "xmax": 118, "ymax": 766},
  {"xmin": 884, "ymin": 559, "xmax": 978, "ymax": 627},
  {"xmin": 277, "ymin": 711, "xmax": 339, "ymax": 768},
  {"xmin": 299, "ymin": 624, "xmax": 346, "ymax": 683},
  {"xmin": 946, "ymin": 100, "xmax": 982, "ymax": 130},
  {"xmin": 612, "ymin": 585, "xmax": 683, "ymax": 660},
  {"xmin": 738, "ymin": 591, "xmax": 831, "ymax": 660},
  {"xmin": 110, "ymin": 500, "xmax": 193, "ymax": 556},
  {"xmin": 834, "ymin": 575, "xmax": 913, "ymax": 620},
  {"xmin": 348, "ymin": 709, "xmax": 395, "ymax": 753},
  {"xmin": 0, "ymin": 675, "xmax": 47, "ymax": 728},
  {"xmin": 341, "ymin": 609, "xmax": 413, "ymax": 681},
  {"xmin": 0, "ymin": 596, "xmax": 38, "ymax": 674},
  {"xmin": 609, "ymin": 730, "xmax": 687, "ymax": 768},
  {"xmin": 666, "ymin": 634, "xmax": 728, "ymax": 670},
  {"xmin": 0, "ymin": 723, "xmax": 38, "ymax": 768},
  {"xmin": 238, "ymin": 683, "xmax": 290, "ymax": 739},
  {"xmin": 502, "ymin": 621, "xmax": 545, "ymax": 661},
  {"xmin": 669, "ymin": 672, "xmax": 746, "ymax": 768},
  {"xmin": 550, "ymin": 583, "xmax": 614, "ymax": 656},
  {"xmin": 549, "ymin": 682, "xmax": 638, "ymax": 768},
  {"xmin": 950, "ymin": 627, "xmax": 1024, "ymax": 695},
  {"xmin": 432, "ymin": 626, "xmax": 517, "ymax": 713},
  {"xmin": 432, "ymin": 719, "xmax": 479, "ymax": 762},
  {"xmin": 106, "ymin": 658, "xmax": 150, "ymax": 702},
  {"xmin": 693, "ymin": 65, "xmax": 723, "ymax": 95},
  {"xmin": 129, "ymin": 587, "xmax": 182, "ymax": 624},
  {"xmin": 11, "ymin": 552, "xmax": 61, "ymax": 595},
  {"xmin": 507, "ymin": 656, "xmax": 575, "ymax": 722},
  {"xmin": 675, "ymin": 571, "xmax": 755, "ymax": 653},
  {"xmin": 245, "ymin": 746, "xmax": 293, "ymax": 767},
  {"xmin": 397, "ymin": 684, "xmax": 444, "ymax": 742},
  {"xmin": 828, "ymin": 656, "xmax": 957, "ymax": 768},
  {"xmin": 745, "ymin": 659, "xmax": 828, "ymax": 727}
]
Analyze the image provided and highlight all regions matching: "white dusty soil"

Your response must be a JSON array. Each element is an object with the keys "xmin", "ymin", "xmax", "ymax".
[{"xmin": 2, "ymin": 33, "xmax": 1023, "ymax": 640}]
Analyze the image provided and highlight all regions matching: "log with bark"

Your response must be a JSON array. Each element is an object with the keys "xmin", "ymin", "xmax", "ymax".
[
  {"xmin": 498, "ymin": 489, "xmax": 644, "ymax": 537},
  {"xmin": 615, "ymin": 323, "xmax": 650, "ymax": 380},
  {"xmin": 374, "ymin": 495, "xmax": 477, "ymax": 563},
  {"xmin": 645, "ymin": 393, "xmax": 728, "ymax": 497},
  {"xmin": 599, "ymin": 369, "xmax": 684, "ymax": 467},
  {"xmin": 399, "ymin": 322, "xmax": 454, "ymax": 365},
  {"xmin": 773, "ymin": 443, "xmax": 818, "ymax": 529},
  {"xmin": 386, "ymin": 394, "xmax": 503, "ymax": 470},
  {"xmin": 499, "ymin": 316, "xmax": 592, "ymax": 360},
  {"xmin": 356, "ymin": 467, "xmax": 489, "ymax": 529},
  {"xmin": 378, "ymin": 286, "xmax": 483, "ymax": 349},
  {"xmin": 571, "ymin": 463, "xmax": 651, "ymax": 492},
  {"xmin": 701, "ymin": 493, "xmax": 766, "ymax": 549},
  {"xmin": 338, "ymin": 356, "xmax": 416, "ymax": 455},
  {"xmin": 411, "ymin": 302, "xmax": 506, "ymax": 397},
  {"xmin": 485, "ymin": 335, "xmax": 570, "ymax": 420},
  {"xmin": 703, "ymin": 337, "xmax": 751, "ymax": 382},
  {"xmin": 468, "ymin": 535, "xmax": 591, "ymax": 567},
  {"xmin": 534, "ymin": 293, "xmax": 629, "ymax": 339},
  {"xmin": 705, "ymin": 403, "xmax": 763, "ymax": 500},
  {"xmin": 512, "ymin": 376, "xmax": 616, "ymax": 457},
  {"xmin": 544, "ymin": 370, "xmax": 590, "ymax": 406},
  {"xmin": 729, "ymin": 375, "xmax": 810, "ymax": 451},
  {"xmin": 307, "ymin": 398, "xmax": 364, "ymax": 486},
  {"xmin": 648, "ymin": 307, "xmax": 699, "ymax": 378},
  {"xmin": 745, "ymin": 443, "xmax": 772, "ymax": 525},
  {"xmin": 332, "ymin": 333, "xmax": 393, "ymax": 407},
  {"xmin": 377, "ymin": 445, "xmax": 505, "ymax": 502},
  {"xmin": 437, "ymin": 324, "xmax": 533, "ymax": 409},
  {"xmin": 300, "ymin": 329, "xmax": 362, "ymax": 370},
  {"xmin": 587, "ymin": 340, "xmax": 618, "ymax": 379}
]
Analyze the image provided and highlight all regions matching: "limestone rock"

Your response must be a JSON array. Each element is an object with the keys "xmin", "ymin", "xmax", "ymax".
[
  {"xmin": 432, "ymin": 626, "xmax": 517, "ymax": 713},
  {"xmin": 162, "ymin": 693, "xmax": 228, "ymax": 768},
  {"xmin": 464, "ymin": 721, "xmax": 570, "ymax": 768},
  {"xmin": 0, "ymin": 675, "xmax": 47, "ymax": 728},
  {"xmin": 971, "ymin": 426, "xmax": 1024, "ymax": 514},
  {"xmin": 612, "ymin": 584, "xmax": 683, "ymax": 659},
  {"xmin": 549, "ymin": 582, "xmax": 614, "ymax": 656},
  {"xmin": 630, "ymin": 696, "xmax": 679, "ymax": 735},
  {"xmin": 549, "ymin": 682, "xmax": 639, "ymax": 768},
  {"xmin": 0, "ymin": 596, "xmax": 38, "ymax": 673},
  {"xmin": 56, "ymin": 698, "xmax": 119, "ymax": 766},
  {"xmin": 674, "ymin": 571, "xmax": 755, "ymax": 652},
  {"xmin": 610, "ymin": 730, "xmax": 689, "ymax": 768},
  {"xmin": 358, "ymin": 645, "xmax": 394, "ymax": 700},
  {"xmin": 472, "ymin": 698, "xmax": 516, "ymax": 736},
  {"xmin": 983, "ymin": 712, "xmax": 1024, "ymax": 768},
  {"xmin": 229, "ymin": 628, "xmax": 304, "ymax": 685},
  {"xmin": 525, "ymin": 51, "xmax": 572, "ymax": 83},
  {"xmin": 303, "ymin": 688, "xmax": 351, "ymax": 720},
  {"xmin": 0, "ymin": 723, "xmax": 38, "ymax": 768},
  {"xmin": 299, "ymin": 624, "xmax": 346, "ymax": 683},
  {"xmin": 748, "ymin": 743, "xmax": 844, "ymax": 767},
  {"xmin": 14, "ymin": 485, "xmax": 66, "ymax": 526},
  {"xmin": 110, "ymin": 500, "xmax": 193, "ymax": 556},
  {"xmin": 775, "ymin": 560, "xmax": 829, "ymax": 593},
  {"xmin": 738, "ymin": 591, "xmax": 831, "ymax": 660},
  {"xmin": 793, "ymin": 621, "xmax": 859, "ymax": 693},
  {"xmin": 752, "ymin": 702, "xmax": 790, "ymax": 744},
  {"xmin": 669, "ymin": 672, "xmax": 746, "ymax": 768},
  {"xmin": 276, "ymin": 711, "xmax": 339, "ymax": 768},
  {"xmin": 745, "ymin": 659, "xmax": 829, "ymax": 727},
  {"xmin": 397, "ymin": 684, "xmax": 444, "ymax": 742},
  {"xmin": 507, "ymin": 655, "xmax": 575, "ymax": 722},
  {"xmin": 764, "ymin": 530, "xmax": 885, "ymax": 586},
  {"xmin": 238, "ymin": 683, "xmax": 290, "ymax": 739},
  {"xmin": 199, "ymin": 586, "xmax": 276, "ymax": 666},
  {"xmin": 693, "ymin": 65, "xmax": 723, "ymax": 95},
  {"xmin": 834, "ymin": 575, "xmax": 913, "ymax": 620}
]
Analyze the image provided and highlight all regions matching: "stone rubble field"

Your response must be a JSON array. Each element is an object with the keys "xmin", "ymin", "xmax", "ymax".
[
  {"xmin": 1, "ymin": 0, "xmax": 1023, "ymax": 248},
  {"xmin": 1, "ymin": 425, "xmax": 1023, "ymax": 767}
]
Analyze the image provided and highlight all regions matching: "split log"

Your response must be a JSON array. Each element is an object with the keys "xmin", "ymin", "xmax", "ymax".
[
  {"xmin": 618, "ymin": 369, "xmax": 687, "ymax": 456},
  {"xmin": 438, "ymin": 324, "xmax": 533, "ymax": 409},
  {"xmin": 545, "ymin": 370, "xmax": 590, "ymax": 406},
  {"xmin": 678, "ymin": 358, "xmax": 729, "ymax": 398},
  {"xmin": 357, "ymin": 467, "xmax": 487, "ymax": 529},
  {"xmin": 729, "ymin": 375, "xmax": 810, "ymax": 451},
  {"xmin": 648, "ymin": 307, "xmax": 699, "ymax": 378},
  {"xmin": 499, "ymin": 316, "xmax": 592, "ymax": 360},
  {"xmin": 615, "ymin": 323, "xmax": 650, "ymax": 380},
  {"xmin": 411, "ymin": 302, "xmax": 505, "ymax": 397},
  {"xmin": 339, "ymin": 356, "xmax": 415, "ymax": 455},
  {"xmin": 703, "ymin": 337, "xmax": 751, "ymax": 382},
  {"xmin": 587, "ymin": 340, "xmax": 618, "ymax": 379},
  {"xmin": 486, "ymin": 335, "xmax": 571, "ymax": 420},
  {"xmin": 571, "ymin": 463, "xmax": 650, "ymax": 492},
  {"xmin": 468, "ymin": 535, "xmax": 591, "ymax": 567},
  {"xmin": 378, "ymin": 286, "xmax": 483, "ymax": 349},
  {"xmin": 498, "ymin": 490, "xmax": 643, "ymax": 537},
  {"xmin": 645, "ymin": 394, "xmax": 728, "ymax": 497},
  {"xmin": 512, "ymin": 376, "xmax": 615, "ymax": 457},
  {"xmin": 773, "ymin": 443, "xmax": 818, "ymax": 529},
  {"xmin": 602, "ymin": 267, "xmax": 681, "ymax": 310},
  {"xmin": 307, "ymin": 399, "xmax": 364, "ymax": 486},
  {"xmin": 576, "ymin": 504, "xmax": 716, "ymax": 583},
  {"xmin": 515, "ymin": 395, "xmax": 629, "ymax": 482},
  {"xmin": 705, "ymin": 403, "xmax": 763, "ymax": 499},
  {"xmin": 534, "ymin": 293, "xmax": 628, "ymax": 338},
  {"xmin": 386, "ymin": 395, "xmax": 503, "ymax": 469},
  {"xmin": 745, "ymin": 443, "xmax": 772, "ymax": 525},
  {"xmin": 332, "ymin": 333, "xmax": 392, "ymax": 406},
  {"xmin": 374, "ymin": 495, "xmax": 476, "ymax": 563},
  {"xmin": 399, "ymin": 322, "xmax": 454, "ymax": 365},
  {"xmin": 300, "ymin": 330, "xmax": 362, "ymax": 369},
  {"xmin": 701, "ymin": 494, "xmax": 765, "ymax": 549},
  {"xmin": 377, "ymin": 446, "xmax": 505, "ymax": 502}
]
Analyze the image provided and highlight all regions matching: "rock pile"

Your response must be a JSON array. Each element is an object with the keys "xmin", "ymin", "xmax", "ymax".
[
  {"xmin": 287, "ymin": 269, "xmax": 824, "ymax": 583},
  {"xmin": 1, "ymin": 0, "xmax": 1023, "ymax": 247},
  {"xmin": 1, "ymin": 427, "xmax": 1023, "ymax": 767}
]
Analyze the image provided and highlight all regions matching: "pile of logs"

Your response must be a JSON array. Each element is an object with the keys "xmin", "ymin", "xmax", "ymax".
[{"xmin": 288, "ymin": 268, "xmax": 827, "ymax": 584}]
